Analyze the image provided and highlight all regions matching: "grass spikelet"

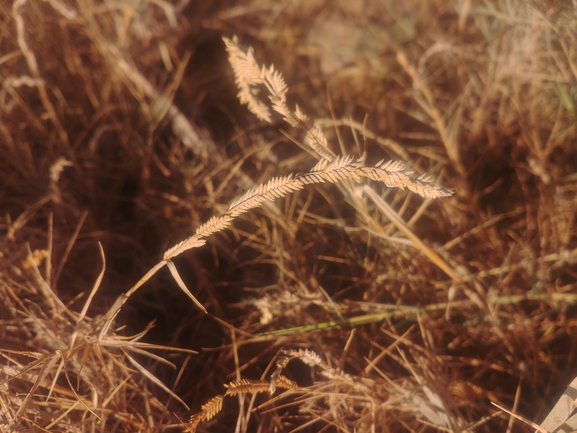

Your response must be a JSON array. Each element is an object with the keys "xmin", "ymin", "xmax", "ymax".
[
  {"xmin": 275, "ymin": 374, "xmax": 298, "ymax": 391},
  {"xmin": 187, "ymin": 374, "xmax": 301, "ymax": 432},
  {"xmin": 224, "ymin": 378, "xmax": 271, "ymax": 396},
  {"xmin": 200, "ymin": 395, "xmax": 224, "ymax": 421},
  {"xmin": 228, "ymin": 175, "xmax": 300, "ymax": 217},
  {"xmin": 303, "ymin": 155, "xmax": 362, "ymax": 184},
  {"xmin": 184, "ymin": 413, "xmax": 204, "ymax": 433},
  {"xmin": 287, "ymin": 349, "xmax": 324, "ymax": 368},
  {"xmin": 361, "ymin": 159, "xmax": 453, "ymax": 199},
  {"xmin": 223, "ymin": 36, "xmax": 271, "ymax": 122},
  {"xmin": 293, "ymin": 105, "xmax": 335, "ymax": 160},
  {"xmin": 163, "ymin": 236, "xmax": 207, "ymax": 261},
  {"xmin": 223, "ymin": 35, "xmax": 335, "ymax": 160},
  {"xmin": 195, "ymin": 215, "xmax": 235, "ymax": 238}
]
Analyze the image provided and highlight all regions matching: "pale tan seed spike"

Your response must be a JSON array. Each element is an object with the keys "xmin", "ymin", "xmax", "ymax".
[
  {"xmin": 224, "ymin": 35, "xmax": 335, "ymax": 160},
  {"xmin": 292, "ymin": 104, "xmax": 335, "ymax": 160},
  {"xmin": 195, "ymin": 214, "xmax": 234, "ymax": 238},
  {"xmin": 359, "ymin": 160, "xmax": 452, "ymax": 199},
  {"xmin": 263, "ymin": 64, "xmax": 289, "ymax": 103},
  {"xmin": 222, "ymin": 36, "xmax": 271, "ymax": 122},
  {"xmin": 223, "ymin": 36, "xmax": 453, "ymax": 199},
  {"xmin": 227, "ymin": 175, "xmax": 304, "ymax": 218},
  {"xmin": 163, "ymin": 156, "xmax": 450, "ymax": 266},
  {"xmin": 298, "ymin": 156, "xmax": 361, "ymax": 185},
  {"xmin": 287, "ymin": 349, "xmax": 324, "ymax": 367},
  {"xmin": 163, "ymin": 236, "xmax": 206, "ymax": 261}
]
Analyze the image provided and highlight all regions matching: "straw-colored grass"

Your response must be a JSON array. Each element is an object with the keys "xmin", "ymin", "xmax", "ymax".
[{"xmin": 1, "ymin": 0, "xmax": 576, "ymax": 432}]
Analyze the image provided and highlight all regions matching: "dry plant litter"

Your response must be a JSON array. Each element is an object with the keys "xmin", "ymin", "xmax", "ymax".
[{"xmin": 0, "ymin": 0, "xmax": 576, "ymax": 432}]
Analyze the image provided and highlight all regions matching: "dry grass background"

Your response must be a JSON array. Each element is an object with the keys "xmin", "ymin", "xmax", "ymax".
[{"xmin": 1, "ymin": 0, "xmax": 576, "ymax": 432}]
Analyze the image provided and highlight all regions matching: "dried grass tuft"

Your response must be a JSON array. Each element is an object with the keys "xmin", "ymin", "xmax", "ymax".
[{"xmin": 1, "ymin": 0, "xmax": 576, "ymax": 432}]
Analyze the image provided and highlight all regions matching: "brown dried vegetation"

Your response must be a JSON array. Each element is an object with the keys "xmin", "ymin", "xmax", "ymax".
[{"xmin": 1, "ymin": 1, "xmax": 576, "ymax": 432}]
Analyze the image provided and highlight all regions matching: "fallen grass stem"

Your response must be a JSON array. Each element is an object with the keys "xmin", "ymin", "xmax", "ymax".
[{"xmin": 256, "ymin": 292, "xmax": 577, "ymax": 337}]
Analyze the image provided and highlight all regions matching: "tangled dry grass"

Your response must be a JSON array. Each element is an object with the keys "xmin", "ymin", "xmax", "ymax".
[{"xmin": 1, "ymin": 0, "xmax": 576, "ymax": 432}]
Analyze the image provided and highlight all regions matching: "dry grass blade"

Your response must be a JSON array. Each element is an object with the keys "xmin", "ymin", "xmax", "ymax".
[
  {"xmin": 123, "ymin": 349, "xmax": 190, "ymax": 410},
  {"xmin": 82, "ymin": 10, "xmax": 209, "ymax": 158},
  {"xmin": 491, "ymin": 402, "xmax": 548, "ymax": 433},
  {"xmin": 538, "ymin": 376, "xmax": 577, "ymax": 433},
  {"xmin": 9, "ymin": 353, "xmax": 60, "ymax": 429},
  {"xmin": 362, "ymin": 185, "xmax": 463, "ymax": 283},
  {"xmin": 167, "ymin": 261, "xmax": 207, "ymax": 314},
  {"xmin": 395, "ymin": 48, "xmax": 465, "ymax": 177}
]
